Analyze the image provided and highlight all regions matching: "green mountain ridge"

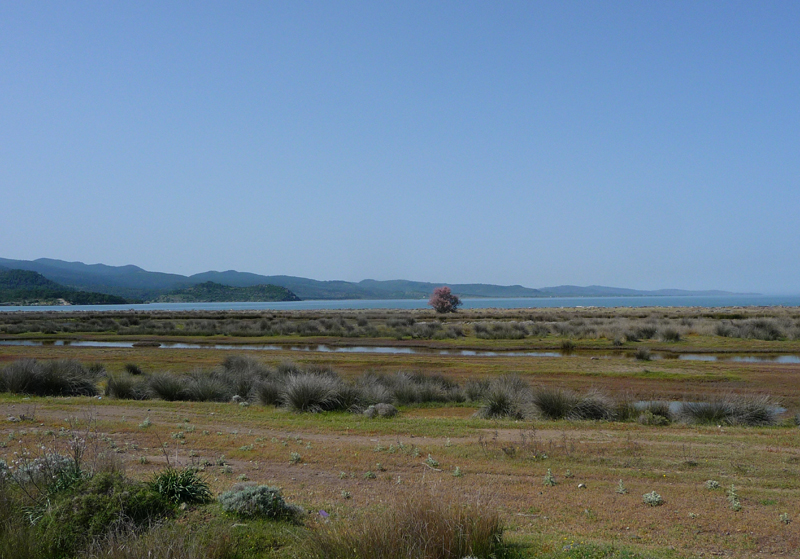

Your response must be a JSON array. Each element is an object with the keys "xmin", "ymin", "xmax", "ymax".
[
  {"xmin": 157, "ymin": 281, "xmax": 300, "ymax": 303},
  {"xmin": 0, "ymin": 269, "xmax": 131, "ymax": 306},
  {"xmin": 0, "ymin": 257, "xmax": 759, "ymax": 301}
]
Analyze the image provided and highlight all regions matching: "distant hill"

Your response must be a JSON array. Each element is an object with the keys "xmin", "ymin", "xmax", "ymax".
[
  {"xmin": 0, "ymin": 258, "xmax": 757, "ymax": 301},
  {"xmin": 157, "ymin": 281, "xmax": 300, "ymax": 303},
  {"xmin": 0, "ymin": 269, "xmax": 131, "ymax": 305}
]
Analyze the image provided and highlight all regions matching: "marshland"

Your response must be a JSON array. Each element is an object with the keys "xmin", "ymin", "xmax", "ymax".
[{"xmin": 1, "ymin": 306, "xmax": 799, "ymax": 558}]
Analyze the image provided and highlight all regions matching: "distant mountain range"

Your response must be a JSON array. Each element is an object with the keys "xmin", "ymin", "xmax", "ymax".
[
  {"xmin": 0, "ymin": 269, "xmax": 129, "ymax": 305},
  {"xmin": 0, "ymin": 257, "xmax": 757, "ymax": 303}
]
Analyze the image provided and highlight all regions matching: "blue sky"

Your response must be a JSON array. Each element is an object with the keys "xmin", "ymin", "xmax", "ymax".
[{"xmin": 1, "ymin": 2, "xmax": 798, "ymax": 293}]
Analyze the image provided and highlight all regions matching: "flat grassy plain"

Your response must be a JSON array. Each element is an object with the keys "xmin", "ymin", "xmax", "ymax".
[{"xmin": 1, "ymin": 307, "xmax": 799, "ymax": 558}]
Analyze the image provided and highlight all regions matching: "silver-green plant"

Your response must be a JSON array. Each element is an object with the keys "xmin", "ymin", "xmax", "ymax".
[
  {"xmin": 705, "ymin": 479, "xmax": 721, "ymax": 490},
  {"xmin": 218, "ymin": 484, "xmax": 302, "ymax": 520},
  {"xmin": 616, "ymin": 479, "xmax": 628, "ymax": 494},
  {"xmin": 643, "ymin": 491, "xmax": 663, "ymax": 506},
  {"xmin": 727, "ymin": 485, "xmax": 741, "ymax": 511},
  {"xmin": 543, "ymin": 469, "xmax": 556, "ymax": 486}
]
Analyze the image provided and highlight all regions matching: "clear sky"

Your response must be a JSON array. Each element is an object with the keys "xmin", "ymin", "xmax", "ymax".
[{"xmin": 1, "ymin": 2, "xmax": 798, "ymax": 293}]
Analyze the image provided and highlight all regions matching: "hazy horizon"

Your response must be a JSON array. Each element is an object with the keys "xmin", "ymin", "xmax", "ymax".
[{"xmin": 2, "ymin": 3, "xmax": 798, "ymax": 293}]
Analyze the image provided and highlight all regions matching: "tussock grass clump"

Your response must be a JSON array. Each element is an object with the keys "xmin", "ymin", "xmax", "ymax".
[
  {"xmin": 105, "ymin": 374, "xmax": 150, "ymax": 400},
  {"xmin": 218, "ymin": 484, "xmax": 302, "ymax": 521},
  {"xmin": 570, "ymin": 390, "xmax": 614, "ymax": 421},
  {"xmin": 0, "ymin": 359, "xmax": 100, "ymax": 397},
  {"xmin": 183, "ymin": 371, "xmax": 232, "ymax": 402},
  {"xmin": 680, "ymin": 395, "xmax": 778, "ymax": 426},
  {"xmin": 465, "ymin": 379, "xmax": 490, "ymax": 402},
  {"xmin": 281, "ymin": 373, "xmax": 344, "ymax": 413},
  {"xmin": 634, "ymin": 347, "xmax": 652, "ymax": 361},
  {"xmin": 531, "ymin": 386, "xmax": 579, "ymax": 420},
  {"xmin": 301, "ymin": 492, "xmax": 504, "ymax": 559},
  {"xmin": 124, "ymin": 363, "xmax": 143, "ymax": 375},
  {"xmin": 255, "ymin": 378, "xmax": 283, "ymax": 406},
  {"xmin": 659, "ymin": 327, "xmax": 682, "ymax": 342},
  {"xmin": 147, "ymin": 373, "xmax": 187, "ymax": 401},
  {"xmin": 475, "ymin": 375, "xmax": 531, "ymax": 419}
]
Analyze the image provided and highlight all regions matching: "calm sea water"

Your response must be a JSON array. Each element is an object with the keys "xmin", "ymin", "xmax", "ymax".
[{"xmin": 1, "ymin": 294, "xmax": 799, "ymax": 312}]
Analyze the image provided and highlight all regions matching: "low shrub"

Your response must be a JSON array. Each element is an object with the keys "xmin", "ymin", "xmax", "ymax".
[
  {"xmin": 218, "ymin": 484, "xmax": 302, "ymax": 521},
  {"xmin": 38, "ymin": 472, "xmax": 172, "ymax": 557},
  {"xmin": 634, "ymin": 347, "xmax": 651, "ymax": 361},
  {"xmin": 642, "ymin": 491, "xmax": 664, "ymax": 506},
  {"xmin": 149, "ymin": 467, "xmax": 212, "ymax": 504}
]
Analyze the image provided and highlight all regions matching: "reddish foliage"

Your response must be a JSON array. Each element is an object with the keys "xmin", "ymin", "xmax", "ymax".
[{"xmin": 428, "ymin": 286, "xmax": 462, "ymax": 313}]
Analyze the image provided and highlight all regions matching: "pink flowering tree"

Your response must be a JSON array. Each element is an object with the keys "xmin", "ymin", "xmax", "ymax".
[{"xmin": 428, "ymin": 286, "xmax": 462, "ymax": 313}]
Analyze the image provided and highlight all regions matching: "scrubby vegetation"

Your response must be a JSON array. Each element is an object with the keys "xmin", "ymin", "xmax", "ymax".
[
  {"xmin": 3, "ymin": 306, "xmax": 800, "ymax": 342},
  {"xmin": 0, "ymin": 356, "xmax": 785, "ymax": 427}
]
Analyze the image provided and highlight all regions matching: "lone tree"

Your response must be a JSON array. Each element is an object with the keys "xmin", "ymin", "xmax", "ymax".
[{"xmin": 428, "ymin": 286, "xmax": 462, "ymax": 313}]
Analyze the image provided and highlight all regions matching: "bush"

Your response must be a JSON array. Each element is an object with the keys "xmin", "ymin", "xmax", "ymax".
[
  {"xmin": 38, "ymin": 472, "xmax": 172, "ymax": 557},
  {"xmin": 634, "ymin": 347, "xmax": 651, "ymax": 361},
  {"xmin": 218, "ymin": 484, "xmax": 302, "ymax": 521},
  {"xmin": 642, "ymin": 491, "xmax": 664, "ymax": 506},
  {"xmin": 149, "ymin": 467, "xmax": 212, "ymax": 504},
  {"xmin": 428, "ymin": 286, "xmax": 462, "ymax": 314},
  {"xmin": 300, "ymin": 492, "xmax": 504, "ymax": 559},
  {"xmin": 637, "ymin": 401, "xmax": 672, "ymax": 425}
]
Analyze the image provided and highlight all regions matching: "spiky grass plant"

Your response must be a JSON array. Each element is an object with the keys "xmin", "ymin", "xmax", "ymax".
[
  {"xmin": 281, "ymin": 373, "xmax": 344, "ymax": 413},
  {"xmin": 149, "ymin": 467, "xmax": 211, "ymax": 505},
  {"xmin": 531, "ymin": 386, "xmax": 578, "ymax": 420},
  {"xmin": 681, "ymin": 395, "xmax": 778, "ymax": 426},
  {"xmin": 105, "ymin": 374, "xmax": 150, "ymax": 400},
  {"xmin": 146, "ymin": 373, "xmax": 187, "ymax": 401},
  {"xmin": 475, "ymin": 375, "xmax": 530, "ymax": 419},
  {"xmin": 0, "ymin": 359, "xmax": 100, "ymax": 397},
  {"xmin": 570, "ymin": 390, "xmax": 614, "ymax": 421}
]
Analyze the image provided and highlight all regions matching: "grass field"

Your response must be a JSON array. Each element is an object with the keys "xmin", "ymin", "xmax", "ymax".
[{"xmin": 1, "ymin": 307, "xmax": 799, "ymax": 558}]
